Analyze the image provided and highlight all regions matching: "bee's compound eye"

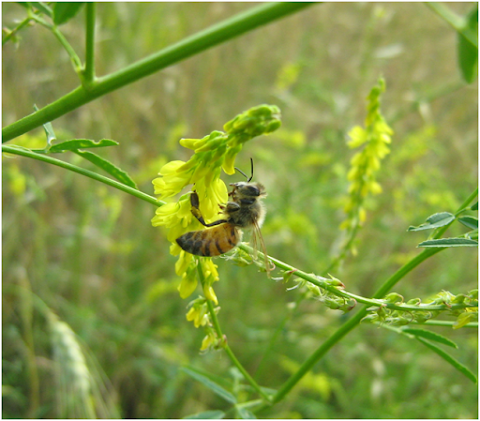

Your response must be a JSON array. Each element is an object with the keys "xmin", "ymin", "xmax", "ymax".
[{"xmin": 242, "ymin": 185, "xmax": 260, "ymax": 197}]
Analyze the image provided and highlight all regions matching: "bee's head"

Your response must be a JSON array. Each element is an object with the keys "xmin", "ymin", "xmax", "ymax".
[{"xmin": 229, "ymin": 182, "xmax": 266, "ymax": 199}]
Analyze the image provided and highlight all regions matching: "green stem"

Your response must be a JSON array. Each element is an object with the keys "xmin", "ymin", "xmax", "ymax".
[
  {"xmin": 6, "ymin": 144, "xmax": 476, "ymax": 312},
  {"xmin": 6, "ymin": 140, "xmax": 476, "ymax": 412},
  {"xmin": 2, "ymin": 16, "xmax": 32, "ymax": 45},
  {"xmin": 239, "ymin": 244, "xmax": 474, "ymax": 312},
  {"xmin": 84, "ymin": 2, "xmax": 96, "ymax": 84},
  {"xmin": 2, "ymin": 2, "xmax": 316, "ymax": 142},
  {"xmin": 255, "ymin": 187, "xmax": 478, "ymax": 412},
  {"xmin": 413, "ymin": 320, "xmax": 478, "ymax": 328},
  {"xmin": 2, "ymin": 145, "xmax": 164, "ymax": 208},
  {"xmin": 425, "ymin": 2, "xmax": 477, "ymax": 48},
  {"xmin": 28, "ymin": 14, "xmax": 82, "ymax": 72},
  {"xmin": 196, "ymin": 261, "xmax": 271, "ymax": 403},
  {"xmin": 52, "ymin": 26, "xmax": 82, "ymax": 71}
]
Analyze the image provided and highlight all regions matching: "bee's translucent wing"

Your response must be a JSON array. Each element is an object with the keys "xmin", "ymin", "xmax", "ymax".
[{"xmin": 252, "ymin": 220, "xmax": 274, "ymax": 278}]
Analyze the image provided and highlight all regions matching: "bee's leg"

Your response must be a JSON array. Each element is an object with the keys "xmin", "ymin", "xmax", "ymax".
[
  {"xmin": 190, "ymin": 191, "xmax": 204, "ymax": 222},
  {"xmin": 190, "ymin": 191, "xmax": 228, "ymax": 227}
]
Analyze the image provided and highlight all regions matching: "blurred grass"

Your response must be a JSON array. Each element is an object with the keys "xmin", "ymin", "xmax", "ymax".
[{"xmin": 2, "ymin": 2, "xmax": 478, "ymax": 419}]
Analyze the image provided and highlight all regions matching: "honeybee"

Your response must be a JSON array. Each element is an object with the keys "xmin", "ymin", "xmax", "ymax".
[{"xmin": 176, "ymin": 163, "xmax": 272, "ymax": 275}]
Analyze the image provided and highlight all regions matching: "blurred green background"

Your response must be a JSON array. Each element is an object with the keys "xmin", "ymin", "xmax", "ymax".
[{"xmin": 3, "ymin": 2, "xmax": 478, "ymax": 419}]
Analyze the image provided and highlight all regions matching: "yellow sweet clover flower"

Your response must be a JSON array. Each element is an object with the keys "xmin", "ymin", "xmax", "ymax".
[
  {"xmin": 186, "ymin": 298, "xmax": 209, "ymax": 328},
  {"xmin": 341, "ymin": 78, "xmax": 393, "ymax": 236},
  {"xmin": 335, "ymin": 78, "xmax": 393, "ymax": 261},
  {"xmin": 151, "ymin": 105, "xmax": 281, "ymax": 304},
  {"xmin": 185, "ymin": 297, "xmax": 224, "ymax": 351},
  {"xmin": 200, "ymin": 330, "xmax": 218, "ymax": 352}
]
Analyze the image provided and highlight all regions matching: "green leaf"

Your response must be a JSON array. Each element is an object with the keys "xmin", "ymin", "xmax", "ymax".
[
  {"xmin": 184, "ymin": 410, "xmax": 225, "ymax": 419},
  {"xmin": 471, "ymin": 201, "xmax": 478, "ymax": 210},
  {"xmin": 33, "ymin": 104, "xmax": 56, "ymax": 146},
  {"xmin": 418, "ymin": 237, "xmax": 478, "ymax": 248},
  {"xmin": 458, "ymin": 215, "xmax": 478, "ymax": 230},
  {"xmin": 236, "ymin": 407, "xmax": 256, "ymax": 419},
  {"xmin": 181, "ymin": 367, "xmax": 237, "ymax": 404},
  {"xmin": 74, "ymin": 150, "xmax": 137, "ymax": 189},
  {"xmin": 401, "ymin": 328, "xmax": 458, "ymax": 348},
  {"xmin": 53, "ymin": 2, "xmax": 85, "ymax": 26},
  {"xmin": 49, "ymin": 138, "xmax": 119, "ymax": 153},
  {"xmin": 457, "ymin": 6, "xmax": 478, "ymax": 83},
  {"xmin": 453, "ymin": 311, "xmax": 478, "ymax": 329},
  {"xmin": 466, "ymin": 230, "xmax": 479, "ymax": 240},
  {"xmin": 416, "ymin": 337, "xmax": 477, "ymax": 383},
  {"xmin": 408, "ymin": 212, "xmax": 455, "ymax": 231},
  {"xmin": 27, "ymin": 2, "xmax": 53, "ymax": 17}
]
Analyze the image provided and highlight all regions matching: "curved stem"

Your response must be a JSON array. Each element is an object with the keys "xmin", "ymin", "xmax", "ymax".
[
  {"xmin": 3, "ymin": 2, "xmax": 316, "ymax": 142},
  {"xmin": 2, "ymin": 16, "xmax": 32, "ymax": 45},
  {"xmin": 196, "ymin": 262, "xmax": 271, "ymax": 402},
  {"xmin": 239, "ymin": 243, "xmax": 474, "ymax": 312},
  {"xmin": 6, "ymin": 140, "xmax": 476, "ymax": 412},
  {"xmin": 2, "ymin": 145, "xmax": 164, "ymax": 208},
  {"xmin": 255, "ymin": 186, "xmax": 478, "ymax": 413},
  {"xmin": 28, "ymin": 13, "xmax": 82, "ymax": 72}
]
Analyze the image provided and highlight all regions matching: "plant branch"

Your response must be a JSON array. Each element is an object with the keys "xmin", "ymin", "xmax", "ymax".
[
  {"xmin": 196, "ymin": 262, "xmax": 271, "ymax": 403},
  {"xmin": 2, "ymin": 2, "xmax": 316, "ymax": 142},
  {"xmin": 28, "ymin": 13, "xmax": 82, "ymax": 72},
  {"xmin": 2, "ymin": 15, "xmax": 32, "ymax": 45},
  {"xmin": 239, "ymin": 244, "xmax": 474, "ymax": 312},
  {"xmin": 2, "ymin": 145, "xmax": 163, "ymax": 208},
  {"xmin": 5, "ymin": 142, "xmax": 475, "ymax": 315},
  {"xmin": 83, "ymin": 2, "xmax": 96, "ymax": 84},
  {"xmin": 254, "ymin": 186, "xmax": 478, "ymax": 413},
  {"xmin": 6, "ymin": 141, "xmax": 476, "ymax": 412},
  {"xmin": 412, "ymin": 320, "xmax": 478, "ymax": 328},
  {"xmin": 426, "ymin": 2, "xmax": 477, "ymax": 48}
]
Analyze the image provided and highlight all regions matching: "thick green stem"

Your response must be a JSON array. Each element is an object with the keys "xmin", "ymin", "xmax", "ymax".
[
  {"xmin": 3, "ymin": 2, "xmax": 316, "ymax": 142},
  {"xmin": 84, "ymin": 2, "xmax": 96, "ymax": 84}
]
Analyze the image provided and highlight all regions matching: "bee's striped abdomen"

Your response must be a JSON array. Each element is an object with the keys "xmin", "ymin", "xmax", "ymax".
[{"xmin": 176, "ymin": 223, "xmax": 241, "ymax": 256}]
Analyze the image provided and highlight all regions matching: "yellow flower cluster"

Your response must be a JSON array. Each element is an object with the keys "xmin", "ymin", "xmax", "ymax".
[
  {"xmin": 341, "ymin": 78, "xmax": 393, "ymax": 234},
  {"xmin": 185, "ymin": 297, "xmax": 222, "ymax": 351},
  {"xmin": 151, "ymin": 105, "xmax": 282, "ymax": 319}
]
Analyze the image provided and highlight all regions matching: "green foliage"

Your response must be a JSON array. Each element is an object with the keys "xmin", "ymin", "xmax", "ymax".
[
  {"xmin": 2, "ymin": 2, "xmax": 477, "ymax": 419},
  {"xmin": 52, "ymin": 3, "xmax": 85, "ymax": 26},
  {"xmin": 457, "ymin": 5, "xmax": 478, "ymax": 83}
]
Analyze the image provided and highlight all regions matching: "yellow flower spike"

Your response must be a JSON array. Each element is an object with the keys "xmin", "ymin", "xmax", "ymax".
[
  {"xmin": 179, "ymin": 138, "xmax": 206, "ymax": 150},
  {"xmin": 160, "ymin": 160, "xmax": 187, "ymax": 175},
  {"xmin": 170, "ymin": 242, "xmax": 181, "ymax": 256},
  {"xmin": 175, "ymin": 251, "xmax": 193, "ymax": 276},
  {"xmin": 178, "ymin": 267, "xmax": 198, "ymax": 299},
  {"xmin": 186, "ymin": 307, "xmax": 197, "ymax": 323},
  {"xmin": 339, "ymin": 78, "xmax": 393, "ymax": 262},
  {"xmin": 203, "ymin": 285, "xmax": 218, "ymax": 305},
  {"xmin": 200, "ymin": 332, "xmax": 216, "ymax": 351},
  {"xmin": 151, "ymin": 105, "xmax": 282, "ymax": 303},
  {"xmin": 222, "ymin": 145, "xmax": 243, "ymax": 175}
]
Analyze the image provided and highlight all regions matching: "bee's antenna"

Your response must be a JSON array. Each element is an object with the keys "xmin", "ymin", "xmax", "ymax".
[
  {"xmin": 234, "ymin": 166, "xmax": 249, "ymax": 180},
  {"xmin": 248, "ymin": 158, "xmax": 254, "ymax": 182},
  {"xmin": 234, "ymin": 158, "xmax": 254, "ymax": 182}
]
